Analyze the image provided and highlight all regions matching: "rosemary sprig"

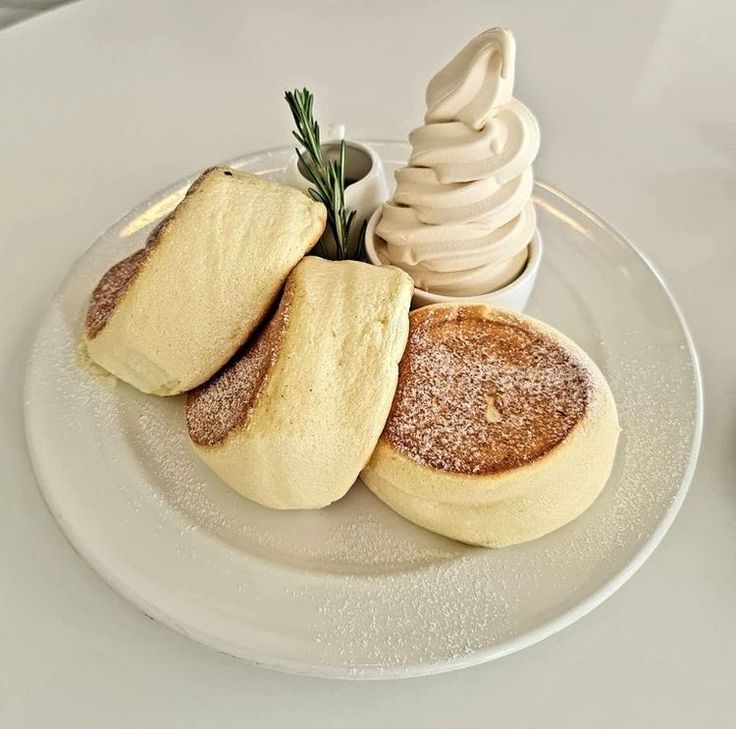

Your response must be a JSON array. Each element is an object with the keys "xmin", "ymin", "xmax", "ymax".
[{"xmin": 284, "ymin": 88, "xmax": 365, "ymax": 260}]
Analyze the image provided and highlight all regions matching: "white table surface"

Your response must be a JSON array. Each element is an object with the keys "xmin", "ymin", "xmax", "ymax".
[{"xmin": 1, "ymin": 1, "xmax": 734, "ymax": 726}]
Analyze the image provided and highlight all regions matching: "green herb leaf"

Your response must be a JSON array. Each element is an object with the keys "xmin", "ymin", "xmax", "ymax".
[{"xmin": 285, "ymin": 88, "xmax": 361, "ymax": 260}]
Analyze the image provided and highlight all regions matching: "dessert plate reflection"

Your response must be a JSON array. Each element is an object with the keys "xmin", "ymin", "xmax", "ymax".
[{"xmin": 24, "ymin": 142, "xmax": 702, "ymax": 679}]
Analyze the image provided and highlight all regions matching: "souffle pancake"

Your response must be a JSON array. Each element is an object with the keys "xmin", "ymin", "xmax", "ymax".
[
  {"xmin": 85, "ymin": 167, "xmax": 326, "ymax": 395},
  {"xmin": 361, "ymin": 303, "xmax": 620, "ymax": 547},
  {"xmin": 186, "ymin": 257, "xmax": 413, "ymax": 509}
]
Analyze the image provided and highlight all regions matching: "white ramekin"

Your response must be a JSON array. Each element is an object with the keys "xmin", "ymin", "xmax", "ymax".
[
  {"xmin": 284, "ymin": 140, "xmax": 390, "ymax": 256},
  {"xmin": 364, "ymin": 207, "xmax": 543, "ymax": 312}
]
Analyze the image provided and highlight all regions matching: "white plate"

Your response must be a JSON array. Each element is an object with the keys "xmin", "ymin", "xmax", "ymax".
[{"xmin": 24, "ymin": 142, "xmax": 703, "ymax": 679}]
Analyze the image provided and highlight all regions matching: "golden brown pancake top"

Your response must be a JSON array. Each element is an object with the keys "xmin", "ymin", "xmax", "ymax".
[
  {"xmin": 382, "ymin": 305, "xmax": 591, "ymax": 475},
  {"xmin": 185, "ymin": 285, "xmax": 292, "ymax": 447},
  {"xmin": 85, "ymin": 246, "xmax": 152, "ymax": 339}
]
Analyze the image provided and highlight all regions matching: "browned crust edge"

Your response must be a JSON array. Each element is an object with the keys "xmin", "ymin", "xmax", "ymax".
[{"xmin": 185, "ymin": 279, "xmax": 295, "ymax": 448}]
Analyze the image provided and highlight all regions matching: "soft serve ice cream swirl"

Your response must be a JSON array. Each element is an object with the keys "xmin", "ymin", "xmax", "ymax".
[{"xmin": 376, "ymin": 28, "xmax": 540, "ymax": 295}]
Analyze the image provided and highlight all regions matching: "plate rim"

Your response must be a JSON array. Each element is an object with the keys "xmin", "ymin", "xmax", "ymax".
[{"xmin": 23, "ymin": 142, "xmax": 705, "ymax": 679}]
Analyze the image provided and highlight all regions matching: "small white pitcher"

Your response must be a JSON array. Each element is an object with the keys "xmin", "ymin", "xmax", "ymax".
[{"xmin": 284, "ymin": 138, "xmax": 389, "ymax": 257}]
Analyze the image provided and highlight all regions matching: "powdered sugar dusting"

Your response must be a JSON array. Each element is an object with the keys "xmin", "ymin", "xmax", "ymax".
[{"xmin": 384, "ymin": 305, "xmax": 592, "ymax": 474}]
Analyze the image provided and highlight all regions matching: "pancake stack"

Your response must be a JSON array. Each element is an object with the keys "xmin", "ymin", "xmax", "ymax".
[{"xmin": 84, "ymin": 164, "xmax": 619, "ymax": 545}]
